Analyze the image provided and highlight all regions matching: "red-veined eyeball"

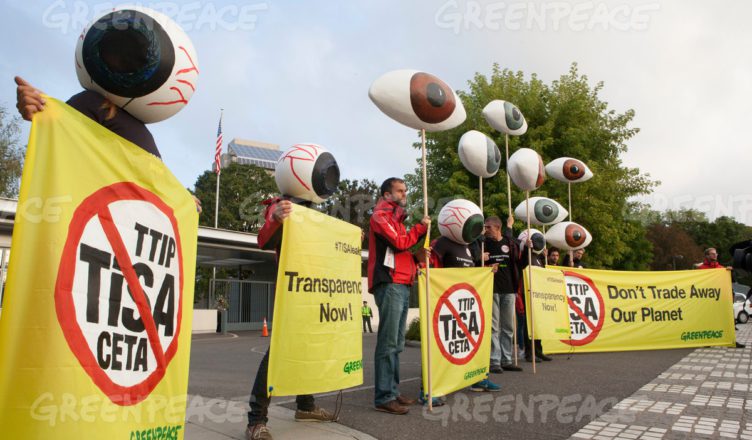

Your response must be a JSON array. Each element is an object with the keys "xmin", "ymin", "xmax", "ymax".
[
  {"xmin": 544, "ymin": 222, "xmax": 592, "ymax": 251},
  {"xmin": 518, "ymin": 229, "xmax": 546, "ymax": 254},
  {"xmin": 369, "ymin": 70, "xmax": 466, "ymax": 132},
  {"xmin": 513, "ymin": 197, "xmax": 568, "ymax": 226},
  {"xmin": 458, "ymin": 130, "xmax": 501, "ymax": 178},
  {"xmin": 482, "ymin": 100, "xmax": 528, "ymax": 136},
  {"xmin": 507, "ymin": 148, "xmax": 545, "ymax": 191},
  {"xmin": 438, "ymin": 199, "xmax": 484, "ymax": 245},
  {"xmin": 545, "ymin": 157, "xmax": 593, "ymax": 183},
  {"xmin": 75, "ymin": 6, "xmax": 198, "ymax": 123},
  {"xmin": 275, "ymin": 144, "xmax": 340, "ymax": 204}
]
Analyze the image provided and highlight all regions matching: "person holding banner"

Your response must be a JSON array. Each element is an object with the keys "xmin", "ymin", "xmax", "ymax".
[
  {"xmin": 246, "ymin": 197, "xmax": 339, "ymax": 440},
  {"xmin": 697, "ymin": 247, "xmax": 745, "ymax": 349},
  {"xmin": 369, "ymin": 177, "xmax": 430, "ymax": 415},
  {"xmin": 518, "ymin": 241, "xmax": 553, "ymax": 362},
  {"xmin": 428, "ymin": 235, "xmax": 501, "ymax": 394},
  {"xmin": 483, "ymin": 215, "xmax": 524, "ymax": 373},
  {"xmin": 547, "ymin": 248, "xmax": 561, "ymax": 266}
]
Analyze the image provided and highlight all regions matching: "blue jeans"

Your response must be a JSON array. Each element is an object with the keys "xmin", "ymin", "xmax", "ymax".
[
  {"xmin": 373, "ymin": 283, "xmax": 410, "ymax": 406},
  {"xmin": 491, "ymin": 293, "xmax": 516, "ymax": 366}
]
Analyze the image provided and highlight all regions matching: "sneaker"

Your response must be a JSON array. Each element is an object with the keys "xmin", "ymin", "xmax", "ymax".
[
  {"xmin": 396, "ymin": 395, "xmax": 417, "ymax": 406},
  {"xmin": 375, "ymin": 400, "xmax": 409, "ymax": 415},
  {"xmin": 246, "ymin": 424, "xmax": 273, "ymax": 440},
  {"xmin": 501, "ymin": 363, "xmax": 523, "ymax": 372},
  {"xmin": 294, "ymin": 406, "xmax": 338, "ymax": 422},
  {"xmin": 418, "ymin": 394, "xmax": 446, "ymax": 407},
  {"xmin": 489, "ymin": 365, "xmax": 504, "ymax": 374},
  {"xmin": 470, "ymin": 379, "xmax": 501, "ymax": 392}
]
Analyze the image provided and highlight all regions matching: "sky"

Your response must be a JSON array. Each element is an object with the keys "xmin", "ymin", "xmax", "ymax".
[{"xmin": 2, "ymin": 0, "xmax": 752, "ymax": 224}]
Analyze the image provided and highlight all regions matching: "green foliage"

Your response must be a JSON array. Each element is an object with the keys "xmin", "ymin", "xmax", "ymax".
[
  {"xmin": 193, "ymin": 163, "xmax": 277, "ymax": 233},
  {"xmin": 321, "ymin": 178, "xmax": 379, "ymax": 246},
  {"xmin": 0, "ymin": 105, "xmax": 24, "ymax": 198},
  {"xmin": 405, "ymin": 317, "xmax": 421, "ymax": 341},
  {"xmin": 406, "ymin": 63, "xmax": 657, "ymax": 269}
]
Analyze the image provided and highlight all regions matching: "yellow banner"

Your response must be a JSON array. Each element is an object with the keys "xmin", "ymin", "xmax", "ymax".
[
  {"xmin": 268, "ymin": 205, "xmax": 363, "ymax": 396},
  {"xmin": 523, "ymin": 266, "xmax": 571, "ymax": 340},
  {"xmin": 419, "ymin": 267, "xmax": 493, "ymax": 397},
  {"xmin": 0, "ymin": 98, "xmax": 198, "ymax": 438},
  {"xmin": 542, "ymin": 267, "xmax": 735, "ymax": 354}
]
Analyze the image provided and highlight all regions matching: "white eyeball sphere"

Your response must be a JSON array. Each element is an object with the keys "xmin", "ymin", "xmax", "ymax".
[
  {"xmin": 482, "ymin": 100, "xmax": 528, "ymax": 136},
  {"xmin": 438, "ymin": 199, "xmax": 484, "ymax": 245},
  {"xmin": 507, "ymin": 148, "xmax": 545, "ymax": 191},
  {"xmin": 275, "ymin": 144, "xmax": 340, "ymax": 204},
  {"xmin": 75, "ymin": 6, "xmax": 199, "ymax": 123},
  {"xmin": 545, "ymin": 157, "xmax": 593, "ymax": 183},
  {"xmin": 514, "ymin": 197, "xmax": 568, "ymax": 226},
  {"xmin": 544, "ymin": 222, "xmax": 592, "ymax": 251},
  {"xmin": 458, "ymin": 130, "xmax": 501, "ymax": 178},
  {"xmin": 369, "ymin": 69, "xmax": 466, "ymax": 132},
  {"xmin": 518, "ymin": 229, "xmax": 546, "ymax": 254}
]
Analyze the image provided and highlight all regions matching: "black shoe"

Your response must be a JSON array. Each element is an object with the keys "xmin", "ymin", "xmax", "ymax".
[
  {"xmin": 736, "ymin": 342, "xmax": 746, "ymax": 349},
  {"xmin": 489, "ymin": 365, "xmax": 503, "ymax": 374},
  {"xmin": 501, "ymin": 364, "xmax": 523, "ymax": 372},
  {"xmin": 525, "ymin": 354, "xmax": 542, "ymax": 362},
  {"xmin": 537, "ymin": 352, "xmax": 552, "ymax": 361}
]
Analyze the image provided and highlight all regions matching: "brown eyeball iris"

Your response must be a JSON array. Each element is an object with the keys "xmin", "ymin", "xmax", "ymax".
[
  {"xmin": 535, "ymin": 155, "xmax": 546, "ymax": 187},
  {"xmin": 565, "ymin": 224, "xmax": 587, "ymax": 247},
  {"xmin": 563, "ymin": 159, "xmax": 586, "ymax": 180},
  {"xmin": 410, "ymin": 72, "xmax": 456, "ymax": 124}
]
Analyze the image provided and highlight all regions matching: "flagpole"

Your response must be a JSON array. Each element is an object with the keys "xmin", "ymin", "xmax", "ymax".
[{"xmin": 212, "ymin": 109, "xmax": 223, "ymax": 310}]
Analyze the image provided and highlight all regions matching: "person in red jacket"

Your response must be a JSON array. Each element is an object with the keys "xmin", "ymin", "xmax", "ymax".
[
  {"xmin": 369, "ymin": 177, "xmax": 430, "ymax": 415},
  {"xmin": 697, "ymin": 247, "xmax": 745, "ymax": 349}
]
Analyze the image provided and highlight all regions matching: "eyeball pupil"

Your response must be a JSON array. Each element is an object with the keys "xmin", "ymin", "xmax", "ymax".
[
  {"xmin": 573, "ymin": 231, "xmax": 582, "ymax": 240},
  {"xmin": 569, "ymin": 165, "xmax": 580, "ymax": 174},
  {"xmin": 512, "ymin": 107, "xmax": 520, "ymax": 120},
  {"xmin": 542, "ymin": 205, "xmax": 553, "ymax": 216},
  {"xmin": 426, "ymin": 83, "xmax": 446, "ymax": 107}
]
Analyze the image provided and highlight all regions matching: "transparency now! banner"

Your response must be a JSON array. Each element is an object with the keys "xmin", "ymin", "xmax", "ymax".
[
  {"xmin": 268, "ymin": 205, "xmax": 363, "ymax": 396},
  {"xmin": 0, "ymin": 98, "xmax": 198, "ymax": 438},
  {"xmin": 543, "ymin": 267, "xmax": 735, "ymax": 354}
]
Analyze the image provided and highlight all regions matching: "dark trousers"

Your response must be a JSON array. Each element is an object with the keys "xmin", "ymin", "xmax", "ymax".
[
  {"xmin": 362, "ymin": 316, "xmax": 373, "ymax": 333},
  {"xmin": 247, "ymin": 348, "xmax": 315, "ymax": 425}
]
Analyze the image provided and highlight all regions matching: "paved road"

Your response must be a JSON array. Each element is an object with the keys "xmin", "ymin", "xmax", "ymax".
[{"xmin": 188, "ymin": 331, "xmax": 694, "ymax": 439}]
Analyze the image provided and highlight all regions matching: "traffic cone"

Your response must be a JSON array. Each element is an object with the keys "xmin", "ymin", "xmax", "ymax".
[{"xmin": 262, "ymin": 318, "xmax": 269, "ymax": 337}]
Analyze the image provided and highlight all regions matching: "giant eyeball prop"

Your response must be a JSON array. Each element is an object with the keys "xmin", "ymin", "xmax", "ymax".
[
  {"xmin": 544, "ymin": 222, "xmax": 592, "ymax": 251},
  {"xmin": 482, "ymin": 100, "xmax": 527, "ymax": 136},
  {"xmin": 438, "ymin": 199, "xmax": 484, "ymax": 245},
  {"xmin": 458, "ymin": 130, "xmax": 501, "ymax": 178},
  {"xmin": 545, "ymin": 157, "xmax": 593, "ymax": 183},
  {"xmin": 507, "ymin": 148, "xmax": 545, "ymax": 191},
  {"xmin": 275, "ymin": 144, "xmax": 340, "ymax": 204},
  {"xmin": 514, "ymin": 197, "xmax": 568, "ymax": 226},
  {"xmin": 75, "ymin": 6, "xmax": 199, "ymax": 123},
  {"xmin": 368, "ymin": 70, "xmax": 466, "ymax": 132},
  {"xmin": 518, "ymin": 229, "xmax": 546, "ymax": 254}
]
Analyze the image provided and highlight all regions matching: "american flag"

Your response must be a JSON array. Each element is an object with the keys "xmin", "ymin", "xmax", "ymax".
[{"xmin": 214, "ymin": 111, "xmax": 223, "ymax": 175}]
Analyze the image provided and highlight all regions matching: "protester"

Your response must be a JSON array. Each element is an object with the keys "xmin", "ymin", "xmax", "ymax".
[
  {"xmin": 547, "ymin": 247, "xmax": 561, "ymax": 266},
  {"xmin": 697, "ymin": 247, "xmax": 745, "ymax": 349},
  {"xmin": 518, "ymin": 239, "xmax": 553, "ymax": 362},
  {"xmin": 362, "ymin": 301, "xmax": 373, "ymax": 333},
  {"xmin": 484, "ymin": 215, "xmax": 524, "ymax": 373},
  {"xmin": 563, "ymin": 248, "xmax": 586, "ymax": 268},
  {"xmin": 368, "ymin": 178, "xmax": 429, "ymax": 415}
]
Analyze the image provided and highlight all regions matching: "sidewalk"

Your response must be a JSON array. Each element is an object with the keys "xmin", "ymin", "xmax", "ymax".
[
  {"xmin": 569, "ymin": 324, "xmax": 752, "ymax": 440},
  {"xmin": 184, "ymin": 396, "xmax": 377, "ymax": 440}
]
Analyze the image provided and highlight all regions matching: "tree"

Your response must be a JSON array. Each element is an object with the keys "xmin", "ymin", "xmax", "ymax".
[
  {"xmin": 321, "ymin": 178, "xmax": 379, "ymax": 246},
  {"xmin": 405, "ymin": 63, "xmax": 657, "ymax": 269},
  {"xmin": 0, "ymin": 105, "xmax": 24, "ymax": 198},
  {"xmin": 646, "ymin": 222, "xmax": 703, "ymax": 270},
  {"xmin": 193, "ymin": 163, "xmax": 277, "ymax": 233}
]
